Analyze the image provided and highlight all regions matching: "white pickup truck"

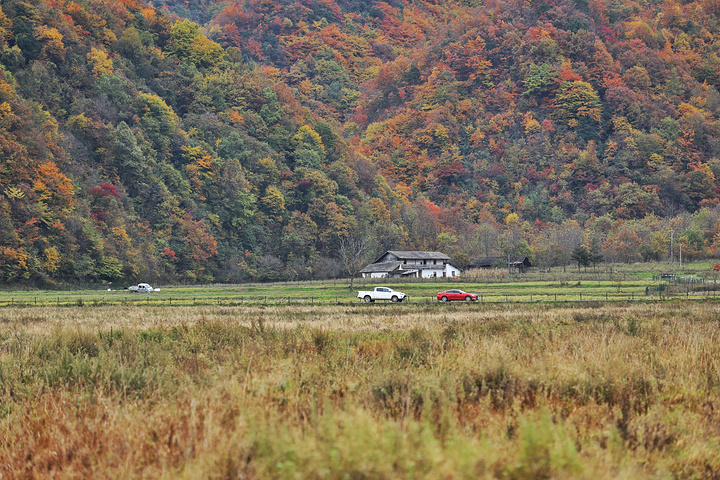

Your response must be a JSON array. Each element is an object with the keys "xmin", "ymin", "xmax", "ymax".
[
  {"xmin": 357, "ymin": 287, "xmax": 407, "ymax": 303},
  {"xmin": 128, "ymin": 283, "xmax": 154, "ymax": 293}
]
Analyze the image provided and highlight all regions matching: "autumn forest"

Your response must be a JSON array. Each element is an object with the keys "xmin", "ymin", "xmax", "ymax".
[{"xmin": 1, "ymin": 0, "xmax": 720, "ymax": 285}]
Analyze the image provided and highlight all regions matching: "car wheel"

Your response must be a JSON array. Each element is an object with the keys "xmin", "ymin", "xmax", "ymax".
[
  {"xmin": 364, "ymin": 295, "xmax": 372, "ymax": 303},
  {"xmin": 391, "ymin": 295, "xmax": 399, "ymax": 303},
  {"xmin": 441, "ymin": 296, "xmax": 448, "ymax": 302},
  {"xmin": 465, "ymin": 296, "xmax": 471, "ymax": 302}
]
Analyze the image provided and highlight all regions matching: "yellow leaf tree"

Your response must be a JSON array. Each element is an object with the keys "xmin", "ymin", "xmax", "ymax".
[{"xmin": 87, "ymin": 48, "xmax": 114, "ymax": 78}]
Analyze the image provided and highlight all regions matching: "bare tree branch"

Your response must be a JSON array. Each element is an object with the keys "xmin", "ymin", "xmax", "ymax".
[{"xmin": 338, "ymin": 235, "xmax": 369, "ymax": 291}]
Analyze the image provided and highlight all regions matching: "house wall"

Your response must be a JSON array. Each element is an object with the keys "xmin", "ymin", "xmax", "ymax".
[
  {"xmin": 362, "ymin": 272, "xmax": 388, "ymax": 278},
  {"xmin": 399, "ymin": 271, "xmax": 419, "ymax": 278},
  {"xmin": 415, "ymin": 264, "xmax": 460, "ymax": 278},
  {"xmin": 379, "ymin": 253, "xmax": 398, "ymax": 262},
  {"xmin": 400, "ymin": 259, "xmax": 447, "ymax": 268},
  {"xmin": 416, "ymin": 266, "xmax": 442, "ymax": 278},
  {"xmin": 445, "ymin": 264, "xmax": 459, "ymax": 278}
]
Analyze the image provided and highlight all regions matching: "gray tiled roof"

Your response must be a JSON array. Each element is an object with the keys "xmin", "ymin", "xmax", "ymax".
[
  {"xmin": 385, "ymin": 251, "xmax": 450, "ymax": 260},
  {"xmin": 360, "ymin": 261, "xmax": 404, "ymax": 273}
]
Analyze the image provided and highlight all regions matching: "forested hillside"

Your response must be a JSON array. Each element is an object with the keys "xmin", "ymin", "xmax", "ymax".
[{"xmin": 2, "ymin": 0, "xmax": 720, "ymax": 285}]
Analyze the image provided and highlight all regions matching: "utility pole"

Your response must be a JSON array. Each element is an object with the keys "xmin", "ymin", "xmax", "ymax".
[{"xmin": 670, "ymin": 229, "xmax": 675, "ymax": 264}]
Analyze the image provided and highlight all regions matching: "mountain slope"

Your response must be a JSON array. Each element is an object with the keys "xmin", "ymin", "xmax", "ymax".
[{"xmin": 2, "ymin": 0, "xmax": 720, "ymax": 285}]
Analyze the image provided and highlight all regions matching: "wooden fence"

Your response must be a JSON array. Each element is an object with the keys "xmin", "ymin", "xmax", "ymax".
[{"xmin": 2, "ymin": 290, "xmax": 719, "ymax": 308}]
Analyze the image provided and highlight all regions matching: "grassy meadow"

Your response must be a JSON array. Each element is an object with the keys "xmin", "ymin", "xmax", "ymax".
[
  {"xmin": 1, "ymin": 301, "xmax": 719, "ymax": 479},
  {"xmin": 0, "ymin": 261, "xmax": 717, "ymax": 307}
]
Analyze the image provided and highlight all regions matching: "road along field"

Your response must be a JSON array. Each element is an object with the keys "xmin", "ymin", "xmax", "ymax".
[{"xmin": 1, "ymin": 301, "xmax": 719, "ymax": 479}]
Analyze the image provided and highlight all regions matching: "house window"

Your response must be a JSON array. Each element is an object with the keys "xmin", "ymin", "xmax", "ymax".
[
  {"xmin": 433, "ymin": 260, "xmax": 437, "ymax": 265},
  {"xmin": 452, "ymin": 271, "xmax": 456, "ymax": 276},
  {"xmin": 403, "ymin": 260, "xmax": 406, "ymax": 264}
]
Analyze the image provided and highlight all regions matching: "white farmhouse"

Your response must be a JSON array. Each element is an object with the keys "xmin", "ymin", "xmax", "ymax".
[{"xmin": 360, "ymin": 251, "xmax": 459, "ymax": 279}]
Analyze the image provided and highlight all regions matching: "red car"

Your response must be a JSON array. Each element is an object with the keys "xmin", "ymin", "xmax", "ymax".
[{"xmin": 437, "ymin": 290, "xmax": 478, "ymax": 302}]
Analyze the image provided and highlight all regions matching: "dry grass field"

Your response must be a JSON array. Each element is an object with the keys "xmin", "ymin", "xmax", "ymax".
[{"xmin": 1, "ymin": 301, "xmax": 719, "ymax": 479}]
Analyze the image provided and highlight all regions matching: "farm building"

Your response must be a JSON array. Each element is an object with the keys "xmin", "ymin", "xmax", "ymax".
[
  {"xmin": 360, "ymin": 251, "xmax": 459, "ymax": 278},
  {"xmin": 469, "ymin": 255, "xmax": 532, "ymax": 273}
]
